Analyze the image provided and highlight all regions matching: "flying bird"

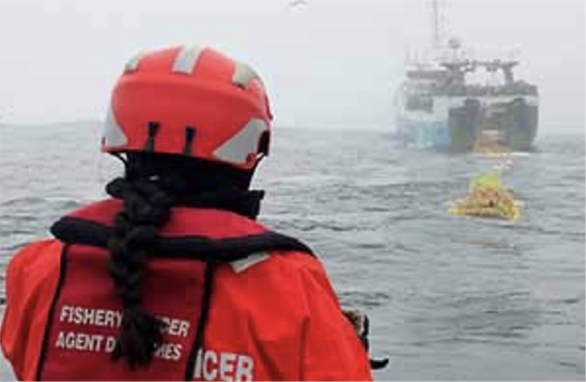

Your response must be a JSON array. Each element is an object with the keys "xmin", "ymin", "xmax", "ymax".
[{"xmin": 288, "ymin": 0, "xmax": 309, "ymax": 9}]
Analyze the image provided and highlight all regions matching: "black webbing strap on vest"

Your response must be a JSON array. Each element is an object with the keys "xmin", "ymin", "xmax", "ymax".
[
  {"xmin": 184, "ymin": 262, "xmax": 216, "ymax": 380},
  {"xmin": 36, "ymin": 244, "xmax": 70, "ymax": 381},
  {"xmin": 51, "ymin": 217, "xmax": 315, "ymax": 262}
]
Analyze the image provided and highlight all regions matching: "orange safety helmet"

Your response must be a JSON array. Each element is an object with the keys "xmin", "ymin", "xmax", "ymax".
[{"xmin": 102, "ymin": 46, "xmax": 273, "ymax": 171}]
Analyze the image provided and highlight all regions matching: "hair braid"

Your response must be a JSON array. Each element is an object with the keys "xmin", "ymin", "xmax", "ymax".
[{"xmin": 105, "ymin": 177, "xmax": 173, "ymax": 370}]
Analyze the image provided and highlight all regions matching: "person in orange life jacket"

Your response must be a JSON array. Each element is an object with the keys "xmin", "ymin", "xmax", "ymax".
[{"xmin": 0, "ymin": 46, "xmax": 382, "ymax": 381}]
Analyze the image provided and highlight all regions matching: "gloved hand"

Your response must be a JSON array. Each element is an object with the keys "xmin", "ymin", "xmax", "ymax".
[{"xmin": 342, "ymin": 309, "xmax": 389, "ymax": 370}]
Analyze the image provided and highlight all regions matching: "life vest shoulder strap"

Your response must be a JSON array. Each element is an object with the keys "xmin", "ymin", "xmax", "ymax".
[{"xmin": 51, "ymin": 216, "xmax": 314, "ymax": 263}]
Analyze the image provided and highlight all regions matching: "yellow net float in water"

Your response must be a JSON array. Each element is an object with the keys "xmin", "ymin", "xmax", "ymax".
[{"xmin": 449, "ymin": 171, "xmax": 522, "ymax": 220}]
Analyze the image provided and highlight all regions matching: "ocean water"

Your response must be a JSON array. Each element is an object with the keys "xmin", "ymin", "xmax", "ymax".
[{"xmin": 0, "ymin": 122, "xmax": 584, "ymax": 381}]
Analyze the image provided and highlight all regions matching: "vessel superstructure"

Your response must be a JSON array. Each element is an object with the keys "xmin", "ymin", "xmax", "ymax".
[{"xmin": 395, "ymin": 2, "xmax": 538, "ymax": 151}]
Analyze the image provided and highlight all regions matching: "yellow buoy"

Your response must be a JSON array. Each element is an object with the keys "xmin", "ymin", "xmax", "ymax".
[{"xmin": 449, "ymin": 171, "xmax": 522, "ymax": 220}]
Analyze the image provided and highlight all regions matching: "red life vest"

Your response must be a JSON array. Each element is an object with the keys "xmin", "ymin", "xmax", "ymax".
[{"xmin": 36, "ymin": 199, "xmax": 313, "ymax": 381}]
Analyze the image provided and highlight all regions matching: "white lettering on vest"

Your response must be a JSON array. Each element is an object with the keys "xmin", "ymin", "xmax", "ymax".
[
  {"xmin": 103, "ymin": 310, "xmax": 117, "ymax": 328},
  {"xmin": 54, "ymin": 305, "xmax": 190, "ymax": 362},
  {"xmin": 59, "ymin": 306, "xmax": 123, "ymax": 328},
  {"xmin": 106, "ymin": 336, "xmax": 117, "ymax": 352},
  {"xmin": 158, "ymin": 316, "xmax": 190, "ymax": 337},
  {"xmin": 55, "ymin": 331, "xmax": 105, "ymax": 352},
  {"xmin": 193, "ymin": 349, "xmax": 255, "ymax": 381},
  {"xmin": 235, "ymin": 355, "xmax": 254, "ymax": 382},
  {"xmin": 204, "ymin": 350, "xmax": 218, "ymax": 380},
  {"xmin": 154, "ymin": 342, "xmax": 182, "ymax": 362},
  {"xmin": 59, "ymin": 305, "xmax": 188, "ymax": 337},
  {"xmin": 220, "ymin": 352, "xmax": 237, "ymax": 381}
]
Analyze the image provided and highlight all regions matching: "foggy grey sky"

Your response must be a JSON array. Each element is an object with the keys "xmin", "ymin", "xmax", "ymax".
[{"xmin": 0, "ymin": 0, "xmax": 584, "ymax": 133}]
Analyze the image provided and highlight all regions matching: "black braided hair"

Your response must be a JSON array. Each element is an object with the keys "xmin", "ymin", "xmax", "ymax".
[
  {"xmin": 105, "ymin": 152, "xmax": 256, "ymax": 370},
  {"xmin": 106, "ymin": 176, "xmax": 172, "ymax": 369}
]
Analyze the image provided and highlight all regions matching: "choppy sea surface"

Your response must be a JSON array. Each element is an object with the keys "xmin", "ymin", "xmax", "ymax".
[{"xmin": 0, "ymin": 122, "xmax": 584, "ymax": 381}]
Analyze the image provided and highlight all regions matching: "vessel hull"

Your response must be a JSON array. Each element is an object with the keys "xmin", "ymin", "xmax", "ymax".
[{"xmin": 396, "ymin": 96, "xmax": 538, "ymax": 152}]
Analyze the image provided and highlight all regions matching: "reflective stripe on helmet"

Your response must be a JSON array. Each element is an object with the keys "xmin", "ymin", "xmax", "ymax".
[
  {"xmin": 172, "ymin": 45, "xmax": 204, "ymax": 74},
  {"xmin": 124, "ymin": 53, "xmax": 144, "ymax": 73},
  {"xmin": 232, "ymin": 62, "xmax": 261, "ymax": 89},
  {"xmin": 102, "ymin": 105, "xmax": 128, "ymax": 147},
  {"xmin": 213, "ymin": 119, "xmax": 268, "ymax": 164}
]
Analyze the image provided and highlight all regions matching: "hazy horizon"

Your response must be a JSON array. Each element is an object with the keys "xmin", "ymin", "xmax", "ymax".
[{"xmin": 1, "ymin": 0, "xmax": 584, "ymax": 133}]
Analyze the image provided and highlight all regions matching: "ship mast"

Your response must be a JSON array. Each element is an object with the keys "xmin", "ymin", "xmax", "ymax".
[{"xmin": 431, "ymin": 0, "xmax": 444, "ymax": 48}]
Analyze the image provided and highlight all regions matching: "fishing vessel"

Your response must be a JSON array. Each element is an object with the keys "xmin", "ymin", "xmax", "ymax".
[{"xmin": 394, "ymin": 1, "xmax": 539, "ymax": 152}]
